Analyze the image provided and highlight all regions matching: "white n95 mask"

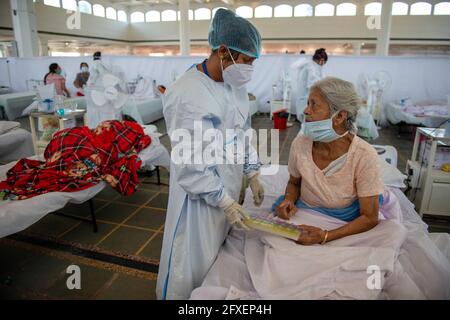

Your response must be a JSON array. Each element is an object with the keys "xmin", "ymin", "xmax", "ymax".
[
  {"xmin": 301, "ymin": 113, "xmax": 348, "ymax": 143},
  {"xmin": 221, "ymin": 48, "xmax": 254, "ymax": 89}
]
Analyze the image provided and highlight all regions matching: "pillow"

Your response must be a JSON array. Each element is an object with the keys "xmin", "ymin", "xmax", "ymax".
[{"xmin": 0, "ymin": 121, "xmax": 20, "ymax": 135}]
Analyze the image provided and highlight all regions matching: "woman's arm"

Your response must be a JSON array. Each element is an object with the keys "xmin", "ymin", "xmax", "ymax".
[
  {"xmin": 62, "ymin": 80, "xmax": 71, "ymax": 98},
  {"xmin": 326, "ymin": 195, "xmax": 379, "ymax": 241},
  {"xmin": 73, "ymin": 74, "xmax": 81, "ymax": 89},
  {"xmin": 277, "ymin": 175, "xmax": 301, "ymax": 220},
  {"xmin": 297, "ymin": 195, "xmax": 379, "ymax": 245},
  {"xmin": 285, "ymin": 175, "xmax": 301, "ymax": 202}
]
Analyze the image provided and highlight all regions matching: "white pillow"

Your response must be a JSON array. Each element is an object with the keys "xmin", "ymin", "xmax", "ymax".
[
  {"xmin": 0, "ymin": 121, "xmax": 20, "ymax": 135},
  {"xmin": 378, "ymin": 158, "xmax": 407, "ymax": 188}
]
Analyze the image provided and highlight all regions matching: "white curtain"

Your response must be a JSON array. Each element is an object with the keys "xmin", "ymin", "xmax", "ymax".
[{"xmin": 1, "ymin": 55, "xmax": 449, "ymax": 113}]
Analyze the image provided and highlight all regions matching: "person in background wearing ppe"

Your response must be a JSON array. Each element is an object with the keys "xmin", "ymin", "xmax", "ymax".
[
  {"xmin": 73, "ymin": 62, "xmax": 90, "ymax": 96},
  {"xmin": 275, "ymin": 77, "xmax": 383, "ymax": 245},
  {"xmin": 87, "ymin": 51, "xmax": 109, "ymax": 86},
  {"xmin": 44, "ymin": 63, "xmax": 71, "ymax": 98},
  {"xmin": 156, "ymin": 8, "xmax": 265, "ymax": 300},
  {"xmin": 292, "ymin": 48, "xmax": 328, "ymax": 121}
]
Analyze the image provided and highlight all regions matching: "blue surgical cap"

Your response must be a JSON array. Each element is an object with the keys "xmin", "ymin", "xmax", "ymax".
[{"xmin": 208, "ymin": 9, "xmax": 262, "ymax": 59}]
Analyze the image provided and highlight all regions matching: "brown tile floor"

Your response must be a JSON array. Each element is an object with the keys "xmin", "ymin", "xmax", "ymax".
[{"xmin": 1, "ymin": 115, "xmax": 448, "ymax": 299}]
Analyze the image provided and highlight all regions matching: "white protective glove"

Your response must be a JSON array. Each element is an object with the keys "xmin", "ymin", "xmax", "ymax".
[
  {"xmin": 248, "ymin": 171, "xmax": 264, "ymax": 207},
  {"xmin": 218, "ymin": 195, "xmax": 250, "ymax": 230}
]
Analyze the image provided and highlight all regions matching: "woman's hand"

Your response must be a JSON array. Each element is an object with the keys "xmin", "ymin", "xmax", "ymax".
[
  {"xmin": 296, "ymin": 225, "xmax": 326, "ymax": 245},
  {"xmin": 276, "ymin": 199, "xmax": 297, "ymax": 220}
]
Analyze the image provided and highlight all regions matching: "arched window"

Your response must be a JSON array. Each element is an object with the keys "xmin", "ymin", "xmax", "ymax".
[
  {"xmin": 161, "ymin": 9, "xmax": 177, "ymax": 22},
  {"xmin": 392, "ymin": 2, "xmax": 408, "ymax": 15},
  {"xmin": 93, "ymin": 4, "xmax": 105, "ymax": 17},
  {"xmin": 212, "ymin": 7, "xmax": 227, "ymax": 17},
  {"xmin": 294, "ymin": 4, "xmax": 313, "ymax": 17},
  {"xmin": 410, "ymin": 2, "xmax": 432, "ymax": 15},
  {"xmin": 236, "ymin": 6, "xmax": 253, "ymax": 18},
  {"xmin": 434, "ymin": 2, "xmax": 450, "ymax": 15},
  {"xmin": 78, "ymin": 1, "xmax": 92, "ymax": 14},
  {"xmin": 195, "ymin": 8, "xmax": 211, "ymax": 20},
  {"xmin": 274, "ymin": 4, "xmax": 293, "ymax": 17},
  {"xmin": 315, "ymin": 3, "xmax": 335, "ymax": 16},
  {"xmin": 336, "ymin": 3, "xmax": 357, "ymax": 16},
  {"xmin": 130, "ymin": 11, "xmax": 145, "ymax": 23},
  {"xmin": 255, "ymin": 5, "xmax": 272, "ymax": 18},
  {"xmin": 117, "ymin": 10, "xmax": 127, "ymax": 22},
  {"xmin": 146, "ymin": 10, "xmax": 160, "ymax": 22},
  {"xmin": 106, "ymin": 7, "xmax": 117, "ymax": 20},
  {"xmin": 62, "ymin": 0, "xmax": 77, "ymax": 11},
  {"xmin": 364, "ymin": 2, "xmax": 382, "ymax": 15},
  {"xmin": 44, "ymin": 0, "xmax": 60, "ymax": 8}
]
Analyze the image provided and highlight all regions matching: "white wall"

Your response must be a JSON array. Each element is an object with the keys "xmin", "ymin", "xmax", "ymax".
[{"xmin": 128, "ymin": 16, "xmax": 450, "ymax": 43}]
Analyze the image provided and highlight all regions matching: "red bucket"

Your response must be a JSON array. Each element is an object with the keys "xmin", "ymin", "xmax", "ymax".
[{"xmin": 273, "ymin": 111, "xmax": 287, "ymax": 130}]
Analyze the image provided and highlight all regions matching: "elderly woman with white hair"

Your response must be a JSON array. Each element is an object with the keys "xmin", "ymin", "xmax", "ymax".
[{"xmin": 276, "ymin": 76, "xmax": 384, "ymax": 245}]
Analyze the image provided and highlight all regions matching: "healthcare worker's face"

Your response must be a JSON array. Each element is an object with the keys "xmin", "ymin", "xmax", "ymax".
[
  {"xmin": 217, "ymin": 45, "xmax": 255, "ymax": 70},
  {"xmin": 315, "ymin": 59, "xmax": 326, "ymax": 66},
  {"xmin": 303, "ymin": 88, "xmax": 346, "ymax": 127}
]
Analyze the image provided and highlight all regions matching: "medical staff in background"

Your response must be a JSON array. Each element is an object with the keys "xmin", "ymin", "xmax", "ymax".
[
  {"xmin": 156, "ymin": 9, "xmax": 265, "ymax": 300},
  {"xmin": 291, "ymin": 48, "xmax": 328, "ymax": 121}
]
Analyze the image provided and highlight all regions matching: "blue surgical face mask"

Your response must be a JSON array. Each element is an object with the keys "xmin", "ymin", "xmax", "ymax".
[
  {"xmin": 81, "ymin": 66, "xmax": 89, "ymax": 73},
  {"xmin": 301, "ymin": 112, "xmax": 348, "ymax": 142}
]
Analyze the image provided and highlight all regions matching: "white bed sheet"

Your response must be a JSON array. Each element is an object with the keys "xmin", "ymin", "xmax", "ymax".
[
  {"xmin": 0, "ymin": 91, "xmax": 36, "ymax": 120},
  {"xmin": 0, "ymin": 128, "xmax": 34, "ymax": 163},
  {"xmin": 191, "ymin": 165, "xmax": 450, "ymax": 300},
  {"xmin": 386, "ymin": 102, "xmax": 449, "ymax": 128},
  {"xmin": 0, "ymin": 134, "xmax": 170, "ymax": 238}
]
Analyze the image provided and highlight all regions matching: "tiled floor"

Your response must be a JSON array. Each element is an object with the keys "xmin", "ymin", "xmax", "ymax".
[{"xmin": 0, "ymin": 114, "xmax": 448, "ymax": 299}]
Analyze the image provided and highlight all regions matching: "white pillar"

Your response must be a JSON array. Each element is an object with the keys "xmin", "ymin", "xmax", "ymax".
[
  {"xmin": 376, "ymin": 0, "xmax": 393, "ymax": 56},
  {"xmin": 10, "ymin": 0, "xmax": 40, "ymax": 57},
  {"xmin": 353, "ymin": 42, "xmax": 362, "ymax": 55},
  {"xmin": 39, "ymin": 38, "xmax": 49, "ymax": 56},
  {"xmin": 178, "ymin": 0, "xmax": 190, "ymax": 56},
  {"xmin": 126, "ymin": 45, "xmax": 134, "ymax": 56}
]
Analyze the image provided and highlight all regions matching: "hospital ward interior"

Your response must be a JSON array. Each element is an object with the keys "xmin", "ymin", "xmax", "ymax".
[{"xmin": 0, "ymin": 0, "xmax": 450, "ymax": 301}]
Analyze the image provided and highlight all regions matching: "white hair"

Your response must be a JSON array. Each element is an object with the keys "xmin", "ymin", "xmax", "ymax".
[{"xmin": 311, "ymin": 77, "xmax": 361, "ymax": 132}]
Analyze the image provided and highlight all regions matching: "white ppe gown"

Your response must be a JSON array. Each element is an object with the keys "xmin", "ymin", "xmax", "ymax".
[
  {"xmin": 292, "ymin": 60, "xmax": 323, "ymax": 119},
  {"xmin": 156, "ymin": 68, "xmax": 260, "ymax": 300}
]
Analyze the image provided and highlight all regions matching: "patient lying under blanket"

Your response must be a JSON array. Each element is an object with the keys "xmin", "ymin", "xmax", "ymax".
[{"xmin": 0, "ymin": 120, "xmax": 151, "ymax": 200}]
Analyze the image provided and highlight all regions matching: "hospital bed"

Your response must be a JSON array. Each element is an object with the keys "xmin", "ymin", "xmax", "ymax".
[
  {"xmin": 0, "ymin": 131, "xmax": 170, "ymax": 238},
  {"xmin": 0, "ymin": 91, "xmax": 36, "ymax": 120},
  {"xmin": 190, "ymin": 149, "xmax": 450, "ymax": 300},
  {"xmin": 249, "ymin": 100, "xmax": 259, "ymax": 116},
  {"xmin": 0, "ymin": 121, "xmax": 34, "ymax": 163},
  {"xmin": 123, "ymin": 97, "xmax": 164, "ymax": 125},
  {"xmin": 386, "ymin": 102, "xmax": 449, "ymax": 130},
  {"xmin": 0, "ymin": 128, "xmax": 34, "ymax": 163}
]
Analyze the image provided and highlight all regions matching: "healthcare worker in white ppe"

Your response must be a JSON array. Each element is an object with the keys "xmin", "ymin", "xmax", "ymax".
[
  {"xmin": 156, "ymin": 9, "xmax": 265, "ymax": 300},
  {"xmin": 292, "ymin": 48, "xmax": 328, "ymax": 121}
]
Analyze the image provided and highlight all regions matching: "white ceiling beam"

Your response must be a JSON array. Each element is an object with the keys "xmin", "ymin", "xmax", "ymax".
[{"xmin": 220, "ymin": 0, "xmax": 234, "ymax": 5}]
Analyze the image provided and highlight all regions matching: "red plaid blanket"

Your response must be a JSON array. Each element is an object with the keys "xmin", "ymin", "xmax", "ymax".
[{"xmin": 0, "ymin": 121, "xmax": 151, "ymax": 200}]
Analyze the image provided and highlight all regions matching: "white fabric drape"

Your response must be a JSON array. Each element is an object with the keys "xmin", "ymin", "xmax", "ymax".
[{"xmin": 1, "ymin": 55, "xmax": 449, "ymax": 117}]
